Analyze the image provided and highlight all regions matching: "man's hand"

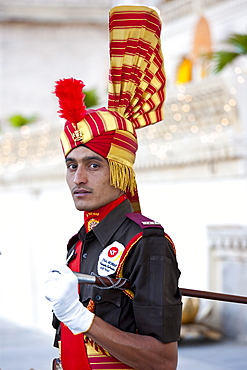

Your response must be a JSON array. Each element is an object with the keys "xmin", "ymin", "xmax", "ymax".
[{"xmin": 45, "ymin": 265, "xmax": 94, "ymax": 334}]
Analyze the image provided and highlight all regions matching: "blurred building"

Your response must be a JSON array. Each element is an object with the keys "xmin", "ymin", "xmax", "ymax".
[{"xmin": 0, "ymin": 0, "xmax": 246, "ymax": 341}]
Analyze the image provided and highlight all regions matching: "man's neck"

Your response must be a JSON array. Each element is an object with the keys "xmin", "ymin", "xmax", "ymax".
[{"xmin": 84, "ymin": 194, "xmax": 127, "ymax": 233}]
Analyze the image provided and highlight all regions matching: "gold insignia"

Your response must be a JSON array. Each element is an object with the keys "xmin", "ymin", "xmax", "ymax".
[
  {"xmin": 72, "ymin": 130, "xmax": 84, "ymax": 142},
  {"xmin": 88, "ymin": 218, "xmax": 99, "ymax": 231}
]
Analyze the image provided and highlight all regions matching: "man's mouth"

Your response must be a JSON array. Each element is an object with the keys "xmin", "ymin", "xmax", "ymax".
[{"xmin": 73, "ymin": 188, "xmax": 92, "ymax": 196}]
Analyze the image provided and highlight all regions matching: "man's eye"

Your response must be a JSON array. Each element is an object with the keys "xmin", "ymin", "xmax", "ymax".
[
  {"xmin": 90, "ymin": 163, "xmax": 99, "ymax": 169},
  {"xmin": 67, "ymin": 163, "xmax": 77, "ymax": 170}
]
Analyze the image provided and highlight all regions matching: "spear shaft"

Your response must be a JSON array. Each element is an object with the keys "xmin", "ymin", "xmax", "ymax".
[{"xmin": 74, "ymin": 272, "xmax": 247, "ymax": 305}]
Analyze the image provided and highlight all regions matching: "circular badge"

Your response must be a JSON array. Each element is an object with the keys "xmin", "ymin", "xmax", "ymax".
[{"xmin": 97, "ymin": 241, "xmax": 125, "ymax": 276}]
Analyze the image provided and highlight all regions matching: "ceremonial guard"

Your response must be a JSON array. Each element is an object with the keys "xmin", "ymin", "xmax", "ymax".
[{"xmin": 45, "ymin": 5, "xmax": 182, "ymax": 370}]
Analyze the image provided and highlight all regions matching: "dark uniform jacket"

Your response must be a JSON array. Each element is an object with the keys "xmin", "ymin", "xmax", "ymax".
[{"xmin": 53, "ymin": 199, "xmax": 182, "ymax": 345}]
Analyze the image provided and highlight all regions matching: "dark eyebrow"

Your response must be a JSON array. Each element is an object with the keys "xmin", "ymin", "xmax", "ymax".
[{"xmin": 65, "ymin": 155, "xmax": 105, "ymax": 163}]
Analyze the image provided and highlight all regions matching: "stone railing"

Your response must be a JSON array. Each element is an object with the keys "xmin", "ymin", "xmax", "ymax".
[
  {"xmin": 0, "ymin": 0, "xmax": 112, "ymax": 24},
  {"xmin": 208, "ymin": 226, "xmax": 247, "ymax": 254},
  {"xmin": 159, "ymin": 0, "xmax": 246, "ymax": 24},
  {"xmin": 0, "ymin": 0, "xmax": 243, "ymax": 24}
]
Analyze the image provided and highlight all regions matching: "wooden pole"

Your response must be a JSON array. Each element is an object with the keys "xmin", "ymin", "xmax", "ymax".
[
  {"xmin": 74, "ymin": 272, "xmax": 247, "ymax": 304},
  {"xmin": 180, "ymin": 288, "xmax": 247, "ymax": 304}
]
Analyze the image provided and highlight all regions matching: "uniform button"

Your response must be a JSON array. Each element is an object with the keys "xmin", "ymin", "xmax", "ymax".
[
  {"xmin": 82, "ymin": 253, "xmax": 87, "ymax": 259},
  {"xmin": 95, "ymin": 294, "xmax": 102, "ymax": 302}
]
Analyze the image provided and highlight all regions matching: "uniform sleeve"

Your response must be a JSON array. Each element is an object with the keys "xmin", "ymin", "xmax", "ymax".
[{"xmin": 124, "ymin": 227, "xmax": 182, "ymax": 343}]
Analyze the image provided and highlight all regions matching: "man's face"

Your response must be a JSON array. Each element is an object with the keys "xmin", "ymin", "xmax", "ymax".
[{"xmin": 66, "ymin": 146, "xmax": 123, "ymax": 211}]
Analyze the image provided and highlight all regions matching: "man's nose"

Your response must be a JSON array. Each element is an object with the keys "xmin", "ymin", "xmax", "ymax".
[{"xmin": 73, "ymin": 166, "xmax": 87, "ymax": 185}]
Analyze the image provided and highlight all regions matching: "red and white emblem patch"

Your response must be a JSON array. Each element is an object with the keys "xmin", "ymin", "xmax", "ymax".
[{"xmin": 97, "ymin": 241, "xmax": 125, "ymax": 276}]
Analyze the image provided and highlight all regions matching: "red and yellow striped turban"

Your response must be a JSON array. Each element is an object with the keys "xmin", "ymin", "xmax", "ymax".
[{"xmin": 54, "ymin": 6, "xmax": 166, "ymax": 213}]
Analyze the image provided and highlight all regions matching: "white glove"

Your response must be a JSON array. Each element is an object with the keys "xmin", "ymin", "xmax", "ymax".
[{"xmin": 45, "ymin": 265, "xmax": 94, "ymax": 334}]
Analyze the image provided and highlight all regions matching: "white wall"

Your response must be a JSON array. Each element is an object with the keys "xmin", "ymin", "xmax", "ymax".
[
  {"xmin": 0, "ymin": 182, "xmax": 83, "ymax": 334},
  {"xmin": 0, "ymin": 22, "xmax": 109, "ymax": 122},
  {"xmin": 137, "ymin": 174, "xmax": 247, "ymax": 290}
]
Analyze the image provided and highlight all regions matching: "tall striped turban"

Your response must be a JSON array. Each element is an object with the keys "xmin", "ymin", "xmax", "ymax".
[{"xmin": 54, "ymin": 5, "xmax": 166, "ymax": 213}]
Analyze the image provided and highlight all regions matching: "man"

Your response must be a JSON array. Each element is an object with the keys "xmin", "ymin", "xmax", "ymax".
[{"xmin": 45, "ymin": 5, "xmax": 182, "ymax": 370}]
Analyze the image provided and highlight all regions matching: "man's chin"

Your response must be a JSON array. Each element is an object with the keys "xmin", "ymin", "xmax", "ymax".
[
  {"xmin": 74, "ymin": 201, "xmax": 94, "ymax": 212},
  {"xmin": 75, "ymin": 206, "xmax": 84, "ymax": 211},
  {"xmin": 73, "ymin": 200, "xmax": 86, "ymax": 211}
]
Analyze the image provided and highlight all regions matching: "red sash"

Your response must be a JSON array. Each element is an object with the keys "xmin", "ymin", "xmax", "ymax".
[{"xmin": 60, "ymin": 240, "xmax": 92, "ymax": 370}]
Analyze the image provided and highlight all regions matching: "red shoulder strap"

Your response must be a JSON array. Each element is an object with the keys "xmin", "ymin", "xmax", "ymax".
[
  {"xmin": 115, "ymin": 228, "xmax": 177, "ymax": 300},
  {"xmin": 116, "ymin": 232, "xmax": 143, "ymax": 299},
  {"xmin": 68, "ymin": 241, "xmax": 82, "ymax": 277}
]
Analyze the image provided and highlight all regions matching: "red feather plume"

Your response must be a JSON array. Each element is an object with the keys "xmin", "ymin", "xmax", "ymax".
[{"xmin": 53, "ymin": 78, "xmax": 87, "ymax": 123}]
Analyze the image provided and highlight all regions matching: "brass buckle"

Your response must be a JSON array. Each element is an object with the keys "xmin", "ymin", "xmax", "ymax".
[{"xmin": 52, "ymin": 358, "xmax": 62, "ymax": 370}]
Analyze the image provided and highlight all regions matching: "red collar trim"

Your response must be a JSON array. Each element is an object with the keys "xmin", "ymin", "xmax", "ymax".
[{"xmin": 84, "ymin": 194, "xmax": 127, "ymax": 233}]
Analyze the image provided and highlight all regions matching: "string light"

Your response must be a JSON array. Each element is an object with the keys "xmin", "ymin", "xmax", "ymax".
[
  {"xmin": 237, "ymin": 75, "xmax": 245, "ymax": 83},
  {"xmin": 224, "ymin": 104, "xmax": 231, "ymax": 112},
  {"xmin": 173, "ymin": 113, "xmax": 182, "ymax": 121},
  {"xmin": 182, "ymin": 104, "xmax": 190, "ymax": 112},
  {"xmin": 229, "ymin": 99, "xmax": 236, "ymax": 106},
  {"xmin": 164, "ymin": 133, "xmax": 173, "ymax": 141},
  {"xmin": 171, "ymin": 103, "xmax": 179, "ymax": 111},
  {"xmin": 169, "ymin": 125, "xmax": 178, "ymax": 133},
  {"xmin": 188, "ymin": 114, "xmax": 195, "ymax": 122},
  {"xmin": 234, "ymin": 67, "xmax": 242, "ymax": 74},
  {"xmin": 215, "ymin": 125, "xmax": 223, "ymax": 133},
  {"xmin": 221, "ymin": 118, "xmax": 229, "ymax": 126},
  {"xmin": 185, "ymin": 94, "xmax": 192, "ymax": 102},
  {"xmin": 135, "ymin": 70, "xmax": 241, "ymax": 168},
  {"xmin": 177, "ymin": 93, "xmax": 185, "ymax": 101},
  {"xmin": 191, "ymin": 125, "xmax": 198, "ymax": 133},
  {"xmin": 0, "ymin": 119, "xmax": 63, "ymax": 177},
  {"xmin": 0, "ymin": 65, "xmax": 243, "ymax": 174}
]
